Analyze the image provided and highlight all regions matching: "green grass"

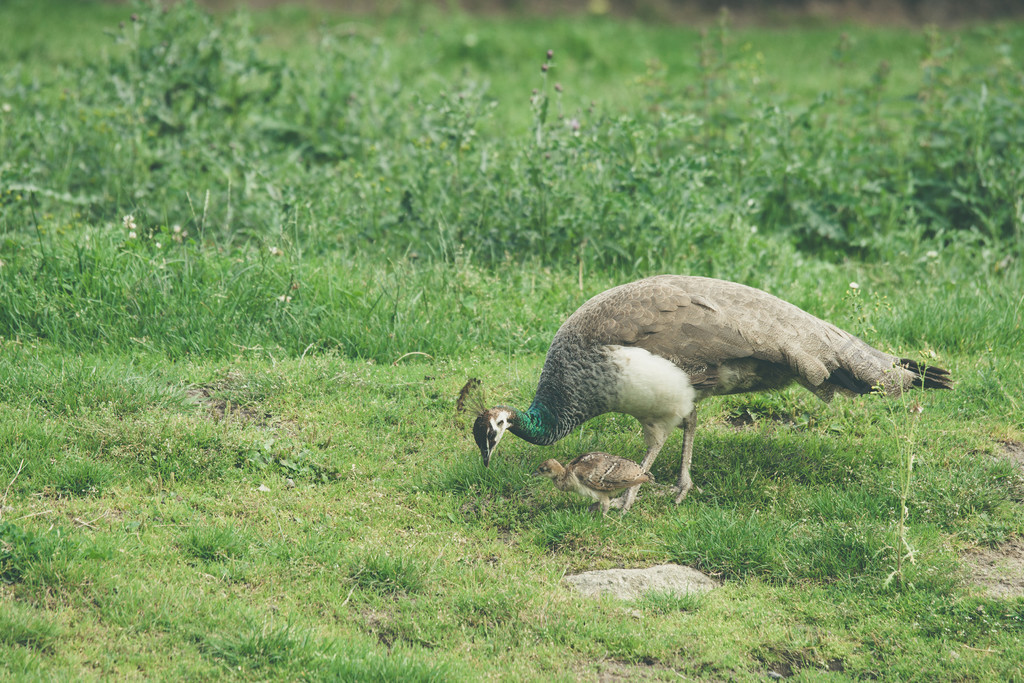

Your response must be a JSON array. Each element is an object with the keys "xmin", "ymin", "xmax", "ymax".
[
  {"xmin": 1, "ymin": 0, "xmax": 1023, "ymax": 679},
  {"xmin": 0, "ymin": 601, "xmax": 62, "ymax": 652}
]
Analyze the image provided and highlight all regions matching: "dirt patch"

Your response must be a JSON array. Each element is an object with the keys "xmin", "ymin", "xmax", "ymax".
[
  {"xmin": 359, "ymin": 608, "xmax": 397, "ymax": 650},
  {"xmin": 998, "ymin": 439, "xmax": 1024, "ymax": 470},
  {"xmin": 186, "ymin": 386, "xmax": 271, "ymax": 425},
  {"xmin": 595, "ymin": 659, "xmax": 666, "ymax": 682},
  {"xmin": 961, "ymin": 441, "xmax": 1024, "ymax": 599},
  {"xmin": 963, "ymin": 537, "xmax": 1024, "ymax": 600},
  {"xmin": 755, "ymin": 647, "xmax": 845, "ymax": 679}
]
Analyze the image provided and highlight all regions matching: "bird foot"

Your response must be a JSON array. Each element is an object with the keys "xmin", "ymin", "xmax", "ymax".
[{"xmin": 671, "ymin": 483, "xmax": 703, "ymax": 504}]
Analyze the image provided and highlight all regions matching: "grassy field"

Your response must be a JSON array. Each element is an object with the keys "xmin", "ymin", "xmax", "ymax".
[{"xmin": 2, "ymin": 0, "xmax": 1024, "ymax": 679}]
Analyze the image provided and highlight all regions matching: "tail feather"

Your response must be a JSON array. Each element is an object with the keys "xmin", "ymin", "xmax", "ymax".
[
  {"xmin": 825, "ymin": 356, "xmax": 952, "ymax": 397},
  {"xmin": 899, "ymin": 358, "xmax": 953, "ymax": 390}
]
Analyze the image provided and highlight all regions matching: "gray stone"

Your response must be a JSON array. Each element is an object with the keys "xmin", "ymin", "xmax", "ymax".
[{"xmin": 563, "ymin": 563, "xmax": 719, "ymax": 600}]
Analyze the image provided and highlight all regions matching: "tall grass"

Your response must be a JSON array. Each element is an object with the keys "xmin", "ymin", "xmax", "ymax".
[
  {"xmin": 3, "ymin": 3, "xmax": 1023, "ymax": 264},
  {"xmin": 2, "ymin": 2, "xmax": 1021, "ymax": 362}
]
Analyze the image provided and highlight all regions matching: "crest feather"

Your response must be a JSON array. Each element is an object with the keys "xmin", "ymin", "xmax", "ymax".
[{"xmin": 456, "ymin": 378, "xmax": 487, "ymax": 418}]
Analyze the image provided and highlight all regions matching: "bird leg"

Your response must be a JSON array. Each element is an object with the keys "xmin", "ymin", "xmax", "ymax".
[
  {"xmin": 673, "ymin": 410, "xmax": 699, "ymax": 504},
  {"xmin": 607, "ymin": 422, "xmax": 671, "ymax": 512},
  {"xmin": 587, "ymin": 496, "xmax": 612, "ymax": 516}
]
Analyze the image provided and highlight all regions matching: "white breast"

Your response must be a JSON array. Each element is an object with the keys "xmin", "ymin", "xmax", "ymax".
[
  {"xmin": 568, "ymin": 474, "xmax": 603, "ymax": 501},
  {"xmin": 605, "ymin": 345, "xmax": 696, "ymax": 423}
]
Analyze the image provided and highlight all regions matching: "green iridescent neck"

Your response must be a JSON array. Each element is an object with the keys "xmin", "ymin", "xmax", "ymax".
[{"xmin": 509, "ymin": 402, "xmax": 561, "ymax": 446}]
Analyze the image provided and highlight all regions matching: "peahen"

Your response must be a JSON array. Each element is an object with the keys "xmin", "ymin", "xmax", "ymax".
[{"xmin": 468, "ymin": 275, "xmax": 952, "ymax": 512}]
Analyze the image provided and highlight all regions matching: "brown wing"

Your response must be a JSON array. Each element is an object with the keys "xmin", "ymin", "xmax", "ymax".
[
  {"xmin": 559, "ymin": 274, "xmax": 885, "ymax": 393},
  {"xmin": 569, "ymin": 452, "xmax": 651, "ymax": 491}
]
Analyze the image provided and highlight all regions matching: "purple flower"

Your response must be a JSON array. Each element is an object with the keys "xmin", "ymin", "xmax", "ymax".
[{"xmin": 546, "ymin": 49, "xmax": 554, "ymax": 60}]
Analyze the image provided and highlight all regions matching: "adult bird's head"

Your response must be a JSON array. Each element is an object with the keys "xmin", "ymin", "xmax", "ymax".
[
  {"xmin": 457, "ymin": 378, "xmax": 511, "ymax": 467},
  {"xmin": 473, "ymin": 407, "xmax": 513, "ymax": 467}
]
